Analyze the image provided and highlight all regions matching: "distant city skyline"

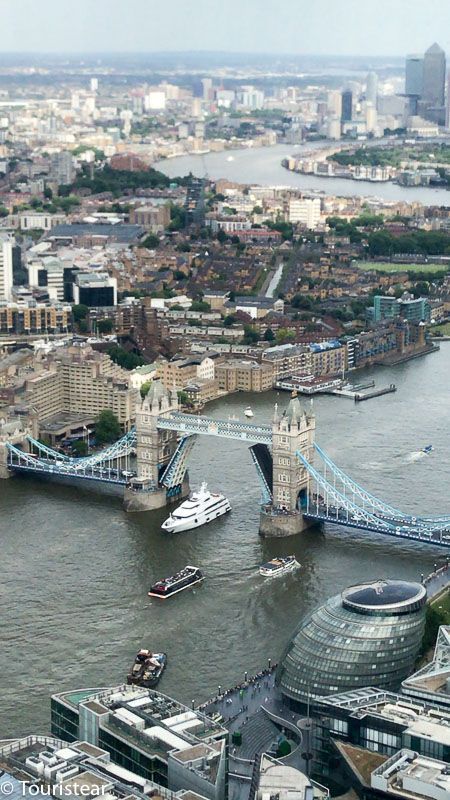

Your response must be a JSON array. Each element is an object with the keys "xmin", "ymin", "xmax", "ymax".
[{"xmin": 2, "ymin": 0, "xmax": 450, "ymax": 56}]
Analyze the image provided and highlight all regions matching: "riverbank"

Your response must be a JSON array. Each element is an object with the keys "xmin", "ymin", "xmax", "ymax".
[{"xmin": 155, "ymin": 143, "xmax": 450, "ymax": 205}]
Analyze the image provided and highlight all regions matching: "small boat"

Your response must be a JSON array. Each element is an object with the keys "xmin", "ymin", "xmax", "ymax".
[
  {"xmin": 161, "ymin": 482, "xmax": 231, "ymax": 533},
  {"xmin": 226, "ymin": 155, "xmax": 234, "ymax": 162},
  {"xmin": 259, "ymin": 556, "xmax": 300, "ymax": 577},
  {"xmin": 422, "ymin": 445, "xmax": 433, "ymax": 454},
  {"xmin": 148, "ymin": 565, "xmax": 204, "ymax": 599},
  {"xmin": 127, "ymin": 649, "xmax": 167, "ymax": 687},
  {"xmin": 244, "ymin": 407, "xmax": 254, "ymax": 418}
]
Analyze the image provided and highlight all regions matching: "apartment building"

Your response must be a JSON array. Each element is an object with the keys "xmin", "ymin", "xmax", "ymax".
[
  {"xmin": 159, "ymin": 356, "xmax": 215, "ymax": 391},
  {"xmin": 216, "ymin": 359, "xmax": 274, "ymax": 392},
  {"xmin": 0, "ymin": 300, "xmax": 71, "ymax": 334},
  {"xmin": 19, "ymin": 344, "xmax": 138, "ymax": 431}
]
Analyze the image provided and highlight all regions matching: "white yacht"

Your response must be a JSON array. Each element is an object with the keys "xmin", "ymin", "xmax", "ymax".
[
  {"xmin": 244, "ymin": 406, "xmax": 254, "ymax": 418},
  {"xmin": 161, "ymin": 483, "xmax": 231, "ymax": 533}
]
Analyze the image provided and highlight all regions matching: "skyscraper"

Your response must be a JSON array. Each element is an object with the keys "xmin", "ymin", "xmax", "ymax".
[
  {"xmin": 0, "ymin": 239, "xmax": 13, "ymax": 300},
  {"xmin": 366, "ymin": 71, "xmax": 378, "ymax": 106},
  {"xmin": 341, "ymin": 89, "xmax": 352, "ymax": 122},
  {"xmin": 405, "ymin": 54, "xmax": 424, "ymax": 97},
  {"xmin": 422, "ymin": 42, "xmax": 446, "ymax": 107}
]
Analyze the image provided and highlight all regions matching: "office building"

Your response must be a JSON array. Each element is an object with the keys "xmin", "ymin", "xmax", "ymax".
[
  {"xmin": 341, "ymin": 90, "xmax": 353, "ymax": 122},
  {"xmin": 0, "ymin": 734, "xmax": 210, "ymax": 800},
  {"xmin": 366, "ymin": 71, "xmax": 378, "ymax": 106},
  {"xmin": 51, "ymin": 684, "xmax": 227, "ymax": 800},
  {"xmin": 278, "ymin": 580, "xmax": 427, "ymax": 710},
  {"xmin": 402, "ymin": 625, "xmax": 450, "ymax": 711},
  {"xmin": 216, "ymin": 360, "xmax": 274, "ymax": 393},
  {"xmin": 288, "ymin": 197, "xmax": 321, "ymax": 228},
  {"xmin": 405, "ymin": 55, "xmax": 424, "ymax": 97},
  {"xmin": 327, "ymin": 90, "xmax": 342, "ymax": 118},
  {"xmin": 72, "ymin": 272, "xmax": 118, "ymax": 307},
  {"xmin": 311, "ymin": 686, "xmax": 450, "ymax": 785},
  {"xmin": 420, "ymin": 42, "xmax": 446, "ymax": 124},
  {"xmin": 0, "ymin": 238, "xmax": 13, "ymax": 300},
  {"xmin": 256, "ymin": 754, "xmax": 329, "ymax": 800}
]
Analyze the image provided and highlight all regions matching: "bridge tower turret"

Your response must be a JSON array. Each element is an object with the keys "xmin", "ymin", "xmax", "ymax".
[
  {"xmin": 124, "ymin": 380, "xmax": 190, "ymax": 512},
  {"xmin": 260, "ymin": 392, "xmax": 316, "ymax": 537}
]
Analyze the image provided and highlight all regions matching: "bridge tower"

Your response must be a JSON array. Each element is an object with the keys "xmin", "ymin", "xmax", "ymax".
[
  {"xmin": 260, "ymin": 392, "xmax": 316, "ymax": 537},
  {"xmin": 124, "ymin": 380, "xmax": 190, "ymax": 512}
]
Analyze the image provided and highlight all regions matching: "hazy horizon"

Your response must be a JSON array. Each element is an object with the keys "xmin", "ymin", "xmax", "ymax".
[{"xmin": 2, "ymin": 0, "xmax": 450, "ymax": 57}]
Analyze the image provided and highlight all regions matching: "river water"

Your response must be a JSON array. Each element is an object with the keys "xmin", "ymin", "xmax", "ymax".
[
  {"xmin": 2, "ymin": 346, "xmax": 450, "ymax": 737},
  {"xmin": 156, "ymin": 143, "xmax": 450, "ymax": 206}
]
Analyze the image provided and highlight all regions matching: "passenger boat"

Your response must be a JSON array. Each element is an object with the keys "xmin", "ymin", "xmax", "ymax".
[
  {"xmin": 422, "ymin": 445, "xmax": 433, "ymax": 454},
  {"xmin": 161, "ymin": 482, "xmax": 231, "ymax": 533},
  {"xmin": 148, "ymin": 566, "xmax": 204, "ymax": 599},
  {"xmin": 259, "ymin": 556, "xmax": 300, "ymax": 577},
  {"xmin": 244, "ymin": 407, "xmax": 254, "ymax": 418},
  {"xmin": 127, "ymin": 649, "xmax": 167, "ymax": 687}
]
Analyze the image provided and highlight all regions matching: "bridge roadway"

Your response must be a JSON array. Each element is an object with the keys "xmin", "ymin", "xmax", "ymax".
[
  {"xmin": 156, "ymin": 412, "xmax": 273, "ymax": 445},
  {"xmin": 305, "ymin": 503, "xmax": 450, "ymax": 547},
  {"xmin": 8, "ymin": 457, "xmax": 128, "ymax": 484}
]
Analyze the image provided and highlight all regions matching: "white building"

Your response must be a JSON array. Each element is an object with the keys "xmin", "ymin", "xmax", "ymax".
[
  {"xmin": 0, "ymin": 239, "xmax": 13, "ymax": 300},
  {"xmin": 144, "ymin": 91, "xmax": 166, "ymax": 111},
  {"xmin": 288, "ymin": 198, "xmax": 321, "ymax": 229}
]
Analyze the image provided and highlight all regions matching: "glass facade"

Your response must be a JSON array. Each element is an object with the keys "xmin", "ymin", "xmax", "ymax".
[{"xmin": 278, "ymin": 581, "xmax": 426, "ymax": 708}]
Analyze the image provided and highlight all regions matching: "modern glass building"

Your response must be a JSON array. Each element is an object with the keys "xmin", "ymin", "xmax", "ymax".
[{"xmin": 278, "ymin": 580, "xmax": 427, "ymax": 709}]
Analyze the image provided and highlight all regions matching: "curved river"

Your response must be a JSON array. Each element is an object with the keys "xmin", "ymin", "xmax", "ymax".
[
  {"xmin": 2, "ymin": 346, "xmax": 450, "ymax": 736},
  {"xmin": 156, "ymin": 143, "xmax": 450, "ymax": 206}
]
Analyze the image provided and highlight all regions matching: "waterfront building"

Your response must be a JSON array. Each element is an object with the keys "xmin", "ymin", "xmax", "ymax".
[
  {"xmin": 216, "ymin": 359, "xmax": 274, "ymax": 393},
  {"xmin": 372, "ymin": 294, "xmax": 431, "ymax": 324},
  {"xmin": 278, "ymin": 580, "xmax": 427, "ymax": 710},
  {"xmin": 51, "ymin": 685, "xmax": 227, "ymax": 800},
  {"xmin": 341, "ymin": 90, "xmax": 353, "ymax": 122},
  {"xmin": 159, "ymin": 355, "xmax": 216, "ymax": 391},
  {"xmin": 0, "ymin": 734, "xmax": 210, "ymax": 800},
  {"xmin": 18, "ymin": 343, "xmax": 138, "ymax": 435},
  {"xmin": 311, "ymin": 687, "xmax": 450, "ymax": 787}
]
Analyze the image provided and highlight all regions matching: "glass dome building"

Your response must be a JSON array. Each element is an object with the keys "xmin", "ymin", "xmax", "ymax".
[{"xmin": 278, "ymin": 580, "xmax": 427, "ymax": 710}]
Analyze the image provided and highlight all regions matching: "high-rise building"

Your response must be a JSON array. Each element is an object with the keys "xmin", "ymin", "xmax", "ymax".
[
  {"xmin": 0, "ymin": 238, "xmax": 13, "ymax": 300},
  {"xmin": 366, "ymin": 71, "xmax": 378, "ymax": 106},
  {"xmin": 327, "ymin": 90, "xmax": 342, "ymax": 118},
  {"xmin": 341, "ymin": 90, "xmax": 353, "ymax": 122},
  {"xmin": 405, "ymin": 54, "xmax": 424, "ymax": 96},
  {"xmin": 50, "ymin": 151, "xmax": 75, "ymax": 186},
  {"xmin": 422, "ymin": 42, "xmax": 446, "ymax": 106},
  {"xmin": 201, "ymin": 77, "xmax": 213, "ymax": 101},
  {"xmin": 419, "ymin": 42, "xmax": 446, "ymax": 124}
]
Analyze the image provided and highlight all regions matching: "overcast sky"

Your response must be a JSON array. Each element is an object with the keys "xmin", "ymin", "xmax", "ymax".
[{"xmin": 3, "ymin": 0, "xmax": 450, "ymax": 56}]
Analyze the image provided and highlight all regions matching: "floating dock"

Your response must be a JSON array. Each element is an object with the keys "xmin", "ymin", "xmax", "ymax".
[{"xmin": 355, "ymin": 384, "xmax": 397, "ymax": 402}]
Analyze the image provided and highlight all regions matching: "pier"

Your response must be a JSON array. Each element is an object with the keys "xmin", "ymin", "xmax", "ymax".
[{"xmin": 354, "ymin": 383, "xmax": 397, "ymax": 402}]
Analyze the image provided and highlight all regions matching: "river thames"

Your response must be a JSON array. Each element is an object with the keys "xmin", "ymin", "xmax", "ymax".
[
  {"xmin": 155, "ymin": 143, "xmax": 450, "ymax": 206},
  {"xmin": 2, "ymin": 346, "xmax": 450, "ymax": 736}
]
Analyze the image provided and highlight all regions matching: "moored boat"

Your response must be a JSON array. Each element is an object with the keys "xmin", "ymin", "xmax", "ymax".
[
  {"xmin": 148, "ymin": 566, "xmax": 204, "ymax": 599},
  {"xmin": 127, "ymin": 649, "xmax": 167, "ymax": 687},
  {"xmin": 161, "ymin": 482, "xmax": 231, "ymax": 533},
  {"xmin": 244, "ymin": 406, "xmax": 254, "ymax": 418},
  {"xmin": 259, "ymin": 556, "xmax": 300, "ymax": 577}
]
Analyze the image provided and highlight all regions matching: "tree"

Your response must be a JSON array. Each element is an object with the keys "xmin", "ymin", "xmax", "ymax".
[
  {"xmin": 95, "ymin": 410, "xmax": 121, "ymax": 445},
  {"xmin": 217, "ymin": 229, "xmax": 228, "ymax": 243},
  {"xmin": 242, "ymin": 324, "xmax": 259, "ymax": 344},
  {"xmin": 263, "ymin": 327, "xmax": 275, "ymax": 341},
  {"xmin": 191, "ymin": 300, "xmax": 211, "ymax": 312},
  {"xmin": 223, "ymin": 314, "xmax": 237, "ymax": 327},
  {"xmin": 140, "ymin": 380, "xmax": 152, "ymax": 398},
  {"xmin": 72, "ymin": 304, "xmax": 89, "ymax": 322},
  {"xmin": 143, "ymin": 233, "xmax": 160, "ymax": 249},
  {"xmin": 97, "ymin": 318, "xmax": 113, "ymax": 334},
  {"xmin": 276, "ymin": 328, "xmax": 295, "ymax": 344},
  {"xmin": 0, "ymin": 206, "xmax": 8, "ymax": 218},
  {"xmin": 177, "ymin": 390, "xmax": 189, "ymax": 406},
  {"xmin": 276, "ymin": 740, "xmax": 292, "ymax": 758},
  {"xmin": 71, "ymin": 439, "xmax": 88, "ymax": 456}
]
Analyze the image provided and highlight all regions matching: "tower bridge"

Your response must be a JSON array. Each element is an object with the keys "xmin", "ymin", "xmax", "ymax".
[{"xmin": 3, "ymin": 379, "xmax": 450, "ymax": 546}]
